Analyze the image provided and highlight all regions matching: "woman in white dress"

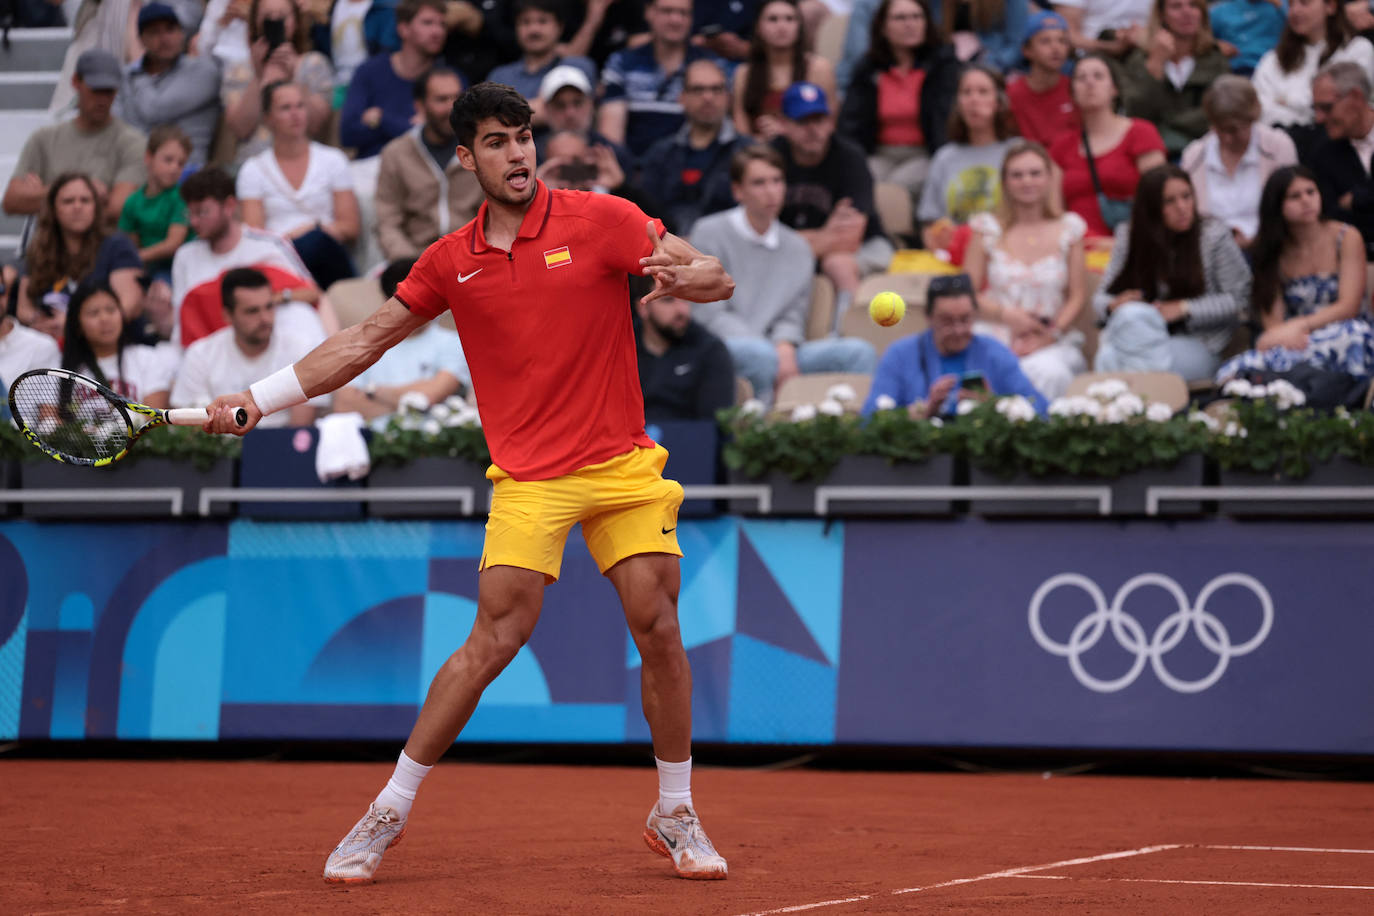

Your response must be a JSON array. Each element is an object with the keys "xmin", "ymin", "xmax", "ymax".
[
  {"xmin": 964, "ymin": 141, "xmax": 1088, "ymax": 399},
  {"xmin": 237, "ymin": 81, "xmax": 360, "ymax": 290}
]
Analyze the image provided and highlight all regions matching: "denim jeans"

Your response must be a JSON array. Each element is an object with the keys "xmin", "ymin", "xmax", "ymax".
[{"xmin": 725, "ymin": 337, "xmax": 878, "ymax": 404}]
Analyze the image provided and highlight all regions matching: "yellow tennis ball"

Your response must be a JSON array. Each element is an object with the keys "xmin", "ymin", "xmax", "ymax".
[{"xmin": 868, "ymin": 291, "xmax": 906, "ymax": 327}]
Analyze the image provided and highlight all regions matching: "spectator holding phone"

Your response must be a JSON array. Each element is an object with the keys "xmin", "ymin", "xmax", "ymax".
[
  {"xmin": 220, "ymin": 0, "xmax": 337, "ymax": 166},
  {"xmin": 862, "ymin": 272, "xmax": 1048, "ymax": 417}
]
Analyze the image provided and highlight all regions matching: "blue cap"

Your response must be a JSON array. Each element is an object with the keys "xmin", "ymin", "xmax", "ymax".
[
  {"xmin": 137, "ymin": 2, "xmax": 180, "ymax": 32},
  {"xmin": 781, "ymin": 81, "xmax": 830, "ymax": 121},
  {"xmin": 1022, "ymin": 10, "xmax": 1068, "ymax": 45}
]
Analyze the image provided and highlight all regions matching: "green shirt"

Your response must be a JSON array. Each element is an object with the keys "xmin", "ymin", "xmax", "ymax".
[{"xmin": 118, "ymin": 183, "xmax": 189, "ymax": 276}]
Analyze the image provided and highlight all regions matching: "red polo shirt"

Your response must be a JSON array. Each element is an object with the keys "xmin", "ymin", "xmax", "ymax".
[{"xmin": 396, "ymin": 181, "xmax": 662, "ymax": 480}]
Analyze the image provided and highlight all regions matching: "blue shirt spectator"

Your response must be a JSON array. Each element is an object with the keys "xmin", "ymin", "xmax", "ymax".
[
  {"xmin": 863, "ymin": 276, "xmax": 1047, "ymax": 417},
  {"xmin": 1210, "ymin": 0, "xmax": 1287, "ymax": 75},
  {"xmin": 486, "ymin": 0, "xmax": 598, "ymax": 103}
]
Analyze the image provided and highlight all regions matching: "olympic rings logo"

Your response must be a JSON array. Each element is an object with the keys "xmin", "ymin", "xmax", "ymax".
[{"xmin": 1028, "ymin": 573, "xmax": 1274, "ymax": 694}]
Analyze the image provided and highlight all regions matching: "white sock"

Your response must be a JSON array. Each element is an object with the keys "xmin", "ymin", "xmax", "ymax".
[
  {"xmin": 374, "ymin": 750, "xmax": 432, "ymax": 820},
  {"xmin": 655, "ymin": 756, "xmax": 693, "ymax": 815}
]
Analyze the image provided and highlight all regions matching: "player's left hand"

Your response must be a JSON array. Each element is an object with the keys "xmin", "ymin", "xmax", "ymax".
[{"xmin": 640, "ymin": 221, "xmax": 680, "ymax": 303}]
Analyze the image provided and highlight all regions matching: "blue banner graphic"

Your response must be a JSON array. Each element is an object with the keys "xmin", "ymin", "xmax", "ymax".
[{"xmin": 1, "ymin": 518, "xmax": 1369, "ymax": 753}]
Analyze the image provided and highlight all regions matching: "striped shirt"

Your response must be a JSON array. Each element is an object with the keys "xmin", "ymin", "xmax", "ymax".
[{"xmin": 600, "ymin": 44, "xmax": 722, "ymax": 157}]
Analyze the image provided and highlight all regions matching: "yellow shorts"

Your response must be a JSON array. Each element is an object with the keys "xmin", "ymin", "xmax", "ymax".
[{"xmin": 480, "ymin": 444, "xmax": 684, "ymax": 582}]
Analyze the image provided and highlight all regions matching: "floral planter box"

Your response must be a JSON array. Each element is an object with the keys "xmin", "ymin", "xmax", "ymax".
[
  {"xmin": 813, "ymin": 454, "xmax": 957, "ymax": 516},
  {"xmin": 18, "ymin": 458, "xmax": 236, "ymax": 519},
  {"xmin": 967, "ymin": 455, "xmax": 1206, "ymax": 517},
  {"xmin": 368, "ymin": 457, "xmax": 491, "ymax": 518},
  {"xmin": 1218, "ymin": 458, "xmax": 1374, "ymax": 517},
  {"xmin": 728, "ymin": 455, "xmax": 956, "ymax": 516}
]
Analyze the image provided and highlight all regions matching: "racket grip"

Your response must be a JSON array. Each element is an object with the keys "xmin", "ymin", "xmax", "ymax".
[{"xmin": 166, "ymin": 408, "xmax": 250, "ymax": 428}]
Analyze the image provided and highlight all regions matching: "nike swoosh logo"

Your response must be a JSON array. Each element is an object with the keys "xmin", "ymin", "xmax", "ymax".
[
  {"xmin": 659, "ymin": 830, "xmax": 677, "ymax": 850},
  {"xmin": 661, "ymin": 526, "xmax": 676, "ymax": 535},
  {"xmin": 457, "ymin": 269, "xmax": 483, "ymax": 283}
]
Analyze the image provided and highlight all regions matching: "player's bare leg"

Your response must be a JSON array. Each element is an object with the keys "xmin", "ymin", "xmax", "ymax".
[
  {"xmin": 405, "ymin": 565, "xmax": 546, "ymax": 764},
  {"xmin": 608, "ymin": 553, "xmax": 728, "ymax": 879},
  {"xmin": 324, "ymin": 565, "xmax": 545, "ymax": 883}
]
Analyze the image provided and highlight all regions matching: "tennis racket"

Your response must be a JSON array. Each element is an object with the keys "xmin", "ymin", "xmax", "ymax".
[{"xmin": 7, "ymin": 368, "xmax": 247, "ymax": 467}]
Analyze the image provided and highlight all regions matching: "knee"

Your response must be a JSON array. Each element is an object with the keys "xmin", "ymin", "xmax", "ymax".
[
  {"xmin": 839, "ymin": 338, "xmax": 877, "ymax": 373},
  {"xmin": 633, "ymin": 609, "xmax": 685, "ymax": 660}
]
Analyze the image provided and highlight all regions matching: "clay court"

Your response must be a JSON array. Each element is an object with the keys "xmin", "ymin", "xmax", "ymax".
[{"xmin": 8, "ymin": 759, "xmax": 1373, "ymax": 914}]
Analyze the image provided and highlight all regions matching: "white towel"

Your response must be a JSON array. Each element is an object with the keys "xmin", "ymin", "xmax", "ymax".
[{"xmin": 315, "ymin": 412, "xmax": 371, "ymax": 483}]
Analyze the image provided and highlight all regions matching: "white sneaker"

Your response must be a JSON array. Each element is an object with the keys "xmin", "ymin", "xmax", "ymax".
[
  {"xmin": 323, "ymin": 803, "xmax": 406, "ymax": 883},
  {"xmin": 643, "ymin": 804, "xmax": 728, "ymax": 879}
]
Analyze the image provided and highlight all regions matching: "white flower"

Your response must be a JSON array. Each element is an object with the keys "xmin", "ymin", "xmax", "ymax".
[
  {"xmin": 1264, "ymin": 379, "xmax": 1307, "ymax": 410},
  {"xmin": 790, "ymin": 403, "xmax": 817, "ymax": 422},
  {"xmin": 421, "ymin": 418, "xmax": 442, "ymax": 436},
  {"xmin": 929, "ymin": 417, "xmax": 944, "ymax": 427},
  {"xmin": 1145, "ymin": 402, "xmax": 1174, "ymax": 422},
  {"xmin": 1086, "ymin": 378, "xmax": 1130, "ymax": 401},
  {"xmin": 1112, "ymin": 392, "xmax": 1146, "ymax": 416},
  {"xmin": 817, "ymin": 398, "xmax": 845, "ymax": 416},
  {"xmin": 826, "ymin": 383, "xmax": 857, "ymax": 403},
  {"xmin": 994, "ymin": 395, "xmax": 1037, "ymax": 422},
  {"xmin": 1188, "ymin": 410, "xmax": 1221, "ymax": 432},
  {"xmin": 428, "ymin": 403, "xmax": 452, "ymax": 421},
  {"xmin": 445, "ymin": 395, "xmax": 468, "ymax": 411},
  {"xmin": 1048, "ymin": 397, "xmax": 1074, "ymax": 417},
  {"xmin": 874, "ymin": 394, "xmax": 898, "ymax": 411},
  {"xmin": 398, "ymin": 391, "xmax": 432, "ymax": 413},
  {"xmin": 1051, "ymin": 395, "xmax": 1099, "ymax": 418},
  {"xmin": 956, "ymin": 398, "xmax": 978, "ymax": 416},
  {"xmin": 1102, "ymin": 402, "xmax": 1129, "ymax": 424},
  {"xmin": 1222, "ymin": 379, "xmax": 1255, "ymax": 398},
  {"xmin": 740, "ymin": 398, "xmax": 766, "ymax": 417},
  {"xmin": 1223, "ymin": 421, "xmax": 1249, "ymax": 438}
]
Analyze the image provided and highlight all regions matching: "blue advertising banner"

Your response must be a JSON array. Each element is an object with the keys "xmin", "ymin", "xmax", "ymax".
[
  {"xmin": 1, "ymin": 517, "xmax": 1370, "ymax": 753},
  {"xmin": 837, "ymin": 520, "xmax": 1374, "ymax": 753}
]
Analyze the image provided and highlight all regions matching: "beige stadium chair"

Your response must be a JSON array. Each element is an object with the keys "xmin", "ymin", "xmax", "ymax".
[
  {"xmin": 326, "ymin": 276, "xmax": 385, "ymax": 329},
  {"xmin": 774, "ymin": 372, "xmax": 872, "ymax": 415},
  {"xmin": 806, "ymin": 275, "xmax": 837, "ymax": 340},
  {"xmin": 874, "ymin": 182, "xmax": 914, "ymax": 242},
  {"xmin": 814, "ymin": 13, "xmax": 848, "ymax": 69},
  {"xmin": 1066, "ymin": 371, "xmax": 1190, "ymax": 413}
]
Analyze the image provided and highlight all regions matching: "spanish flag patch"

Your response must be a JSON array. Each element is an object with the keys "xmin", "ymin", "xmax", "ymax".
[{"xmin": 543, "ymin": 246, "xmax": 572, "ymax": 269}]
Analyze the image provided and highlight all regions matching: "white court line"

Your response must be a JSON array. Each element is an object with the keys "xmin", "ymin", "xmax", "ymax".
[
  {"xmin": 736, "ymin": 845, "xmax": 1181, "ymax": 916},
  {"xmin": 1203, "ymin": 844, "xmax": 1374, "ymax": 855},
  {"xmin": 1016, "ymin": 875, "xmax": 1374, "ymax": 891}
]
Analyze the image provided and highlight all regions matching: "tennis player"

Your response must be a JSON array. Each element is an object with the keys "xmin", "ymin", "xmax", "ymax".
[{"xmin": 203, "ymin": 82, "xmax": 735, "ymax": 883}]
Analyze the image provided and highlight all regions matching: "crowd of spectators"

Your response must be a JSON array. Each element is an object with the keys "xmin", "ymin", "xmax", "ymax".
[{"xmin": 3, "ymin": 0, "xmax": 1374, "ymax": 431}]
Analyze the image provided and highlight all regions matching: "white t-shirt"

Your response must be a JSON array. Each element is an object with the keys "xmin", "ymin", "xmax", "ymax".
[
  {"xmin": 0, "ymin": 320, "xmax": 60, "ymax": 391},
  {"xmin": 170, "ymin": 227, "xmax": 326, "ymax": 349},
  {"xmin": 171, "ymin": 324, "xmax": 327, "ymax": 428},
  {"xmin": 91, "ymin": 344, "xmax": 179, "ymax": 404},
  {"xmin": 1054, "ymin": 0, "xmax": 1153, "ymax": 42},
  {"xmin": 331, "ymin": 0, "xmax": 372, "ymax": 87},
  {"xmin": 236, "ymin": 143, "xmax": 355, "ymax": 237}
]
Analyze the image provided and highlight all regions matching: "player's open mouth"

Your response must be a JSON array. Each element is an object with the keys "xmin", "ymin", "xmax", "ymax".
[{"xmin": 507, "ymin": 168, "xmax": 530, "ymax": 191}]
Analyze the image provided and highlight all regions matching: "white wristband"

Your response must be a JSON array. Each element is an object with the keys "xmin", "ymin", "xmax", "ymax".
[{"xmin": 249, "ymin": 365, "xmax": 308, "ymax": 416}]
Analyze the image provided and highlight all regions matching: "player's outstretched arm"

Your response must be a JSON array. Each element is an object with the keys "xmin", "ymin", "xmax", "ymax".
[
  {"xmin": 203, "ymin": 297, "xmax": 428, "ymax": 434},
  {"xmin": 640, "ymin": 221, "xmax": 735, "ymax": 304}
]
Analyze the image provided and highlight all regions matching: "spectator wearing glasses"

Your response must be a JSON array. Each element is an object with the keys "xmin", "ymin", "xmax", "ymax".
[
  {"xmin": 1308, "ymin": 61, "xmax": 1374, "ymax": 258},
  {"xmin": 638, "ymin": 59, "xmax": 754, "ymax": 236},
  {"xmin": 862, "ymin": 273, "xmax": 1047, "ymax": 417},
  {"xmin": 599, "ymin": 0, "xmax": 723, "ymax": 157}
]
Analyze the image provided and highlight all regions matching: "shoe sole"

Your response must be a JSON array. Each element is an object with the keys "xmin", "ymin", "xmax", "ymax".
[
  {"xmin": 642, "ymin": 827, "xmax": 728, "ymax": 880},
  {"xmin": 323, "ymin": 828, "xmax": 405, "ymax": 884}
]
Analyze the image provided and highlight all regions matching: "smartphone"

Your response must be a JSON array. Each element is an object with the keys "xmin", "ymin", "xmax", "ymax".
[
  {"xmin": 959, "ymin": 371, "xmax": 987, "ymax": 393},
  {"xmin": 558, "ymin": 160, "xmax": 599, "ymax": 185},
  {"xmin": 263, "ymin": 17, "xmax": 288, "ymax": 52}
]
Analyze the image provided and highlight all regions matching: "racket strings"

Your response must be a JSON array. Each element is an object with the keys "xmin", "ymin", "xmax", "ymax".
[{"xmin": 10, "ymin": 373, "xmax": 131, "ymax": 462}]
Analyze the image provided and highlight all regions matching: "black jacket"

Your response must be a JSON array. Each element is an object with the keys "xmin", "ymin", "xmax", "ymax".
[
  {"xmin": 1305, "ymin": 133, "xmax": 1374, "ymax": 257},
  {"xmin": 836, "ymin": 46, "xmax": 960, "ymax": 155},
  {"xmin": 635, "ymin": 319, "xmax": 736, "ymax": 423}
]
